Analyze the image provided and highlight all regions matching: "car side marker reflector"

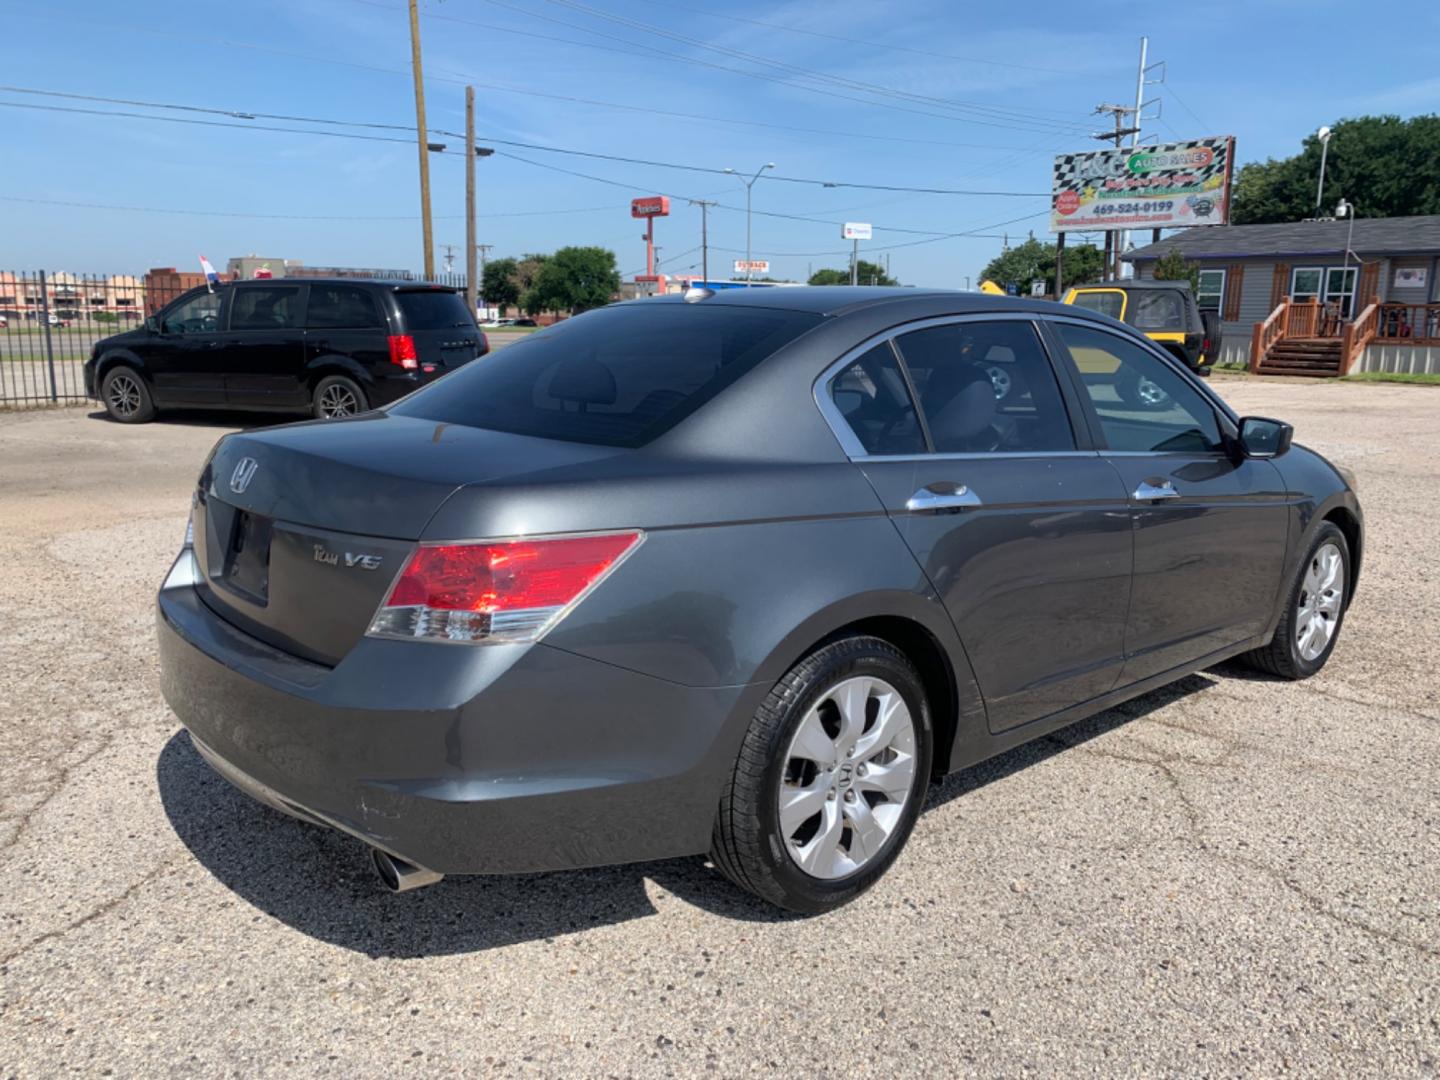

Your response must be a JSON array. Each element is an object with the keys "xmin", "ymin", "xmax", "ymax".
[{"xmin": 367, "ymin": 531, "xmax": 643, "ymax": 644}]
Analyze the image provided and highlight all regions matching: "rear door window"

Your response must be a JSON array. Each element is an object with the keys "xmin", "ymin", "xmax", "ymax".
[
  {"xmin": 828, "ymin": 344, "xmax": 925, "ymax": 455},
  {"xmin": 391, "ymin": 302, "xmax": 823, "ymax": 447},
  {"xmin": 307, "ymin": 285, "xmax": 383, "ymax": 329},
  {"xmin": 395, "ymin": 290, "xmax": 476, "ymax": 330},
  {"xmin": 229, "ymin": 287, "xmax": 302, "ymax": 331}
]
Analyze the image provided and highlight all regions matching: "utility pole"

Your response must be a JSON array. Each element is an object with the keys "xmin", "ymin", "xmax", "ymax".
[
  {"xmin": 1092, "ymin": 101, "xmax": 1141, "ymax": 280},
  {"xmin": 465, "ymin": 85, "xmax": 477, "ymax": 316},
  {"xmin": 476, "ymin": 243, "xmax": 492, "ymax": 313},
  {"xmin": 689, "ymin": 199, "xmax": 717, "ymax": 284},
  {"xmin": 408, "ymin": 0, "xmax": 435, "ymax": 279}
]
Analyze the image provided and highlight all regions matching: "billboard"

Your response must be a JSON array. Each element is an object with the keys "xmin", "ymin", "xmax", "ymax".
[
  {"xmin": 734, "ymin": 259, "xmax": 770, "ymax": 274},
  {"xmin": 1051, "ymin": 137, "xmax": 1234, "ymax": 232}
]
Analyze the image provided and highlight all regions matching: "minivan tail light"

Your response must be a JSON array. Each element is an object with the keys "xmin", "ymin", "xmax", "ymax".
[
  {"xmin": 388, "ymin": 334, "xmax": 419, "ymax": 370},
  {"xmin": 367, "ymin": 531, "xmax": 643, "ymax": 644}
]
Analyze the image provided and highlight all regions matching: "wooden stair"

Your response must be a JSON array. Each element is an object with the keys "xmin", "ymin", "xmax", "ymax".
[{"xmin": 1257, "ymin": 337, "xmax": 1344, "ymax": 376}]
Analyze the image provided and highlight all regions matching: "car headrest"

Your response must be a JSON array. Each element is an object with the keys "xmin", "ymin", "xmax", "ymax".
[
  {"xmin": 925, "ymin": 361, "xmax": 996, "ymax": 444},
  {"xmin": 549, "ymin": 356, "xmax": 617, "ymax": 406}
]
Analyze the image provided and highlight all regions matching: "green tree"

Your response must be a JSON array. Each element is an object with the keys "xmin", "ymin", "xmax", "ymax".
[
  {"xmin": 979, "ymin": 238, "xmax": 1105, "ymax": 293},
  {"xmin": 1231, "ymin": 114, "xmax": 1440, "ymax": 224},
  {"xmin": 521, "ymin": 246, "xmax": 620, "ymax": 315},
  {"xmin": 1151, "ymin": 246, "xmax": 1200, "ymax": 293},
  {"xmin": 807, "ymin": 260, "xmax": 898, "ymax": 286},
  {"xmin": 481, "ymin": 257, "xmax": 519, "ymax": 312}
]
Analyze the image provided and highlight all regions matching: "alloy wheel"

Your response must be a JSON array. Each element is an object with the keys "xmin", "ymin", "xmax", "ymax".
[
  {"xmin": 319, "ymin": 384, "xmax": 359, "ymax": 418},
  {"xmin": 778, "ymin": 675, "xmax": 918, "ymax": 880},
  {"xmin": 107, "ymin": 374, "xmax": 142, "ymax": 418},
  {"xmin": 1296, "ymin": 541, "xmax": 1344, "ymax": 661}
]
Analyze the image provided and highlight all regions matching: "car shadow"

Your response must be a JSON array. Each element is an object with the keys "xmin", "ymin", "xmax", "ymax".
[
  {"xmin": 86, "ymin": 408, "xmax": 296, "ymax": 430},
  {"xmin": 156, "ymin": 671, "xmax": 1223, "ymax": 957}
]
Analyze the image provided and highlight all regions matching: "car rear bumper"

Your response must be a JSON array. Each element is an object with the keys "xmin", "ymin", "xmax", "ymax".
[{"xmin": 157, "ymin": 559, "xmax": 751, "ymax": 874}]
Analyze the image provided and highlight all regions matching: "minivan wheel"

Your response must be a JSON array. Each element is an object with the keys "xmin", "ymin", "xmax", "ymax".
[
  {"xmin": 1240, "ymin": 521, "xmax": 1350, "ymax": 680},
  {"xmin": 101, "ymin": 365, "xmax": 156, "ymax": 423},
  {"xmin": 710, "ymin": 634, "xmax": 933, "ymax": 914},
  {"xmin": 313, "ymin": 375, "xmax": 367, "ymax": 419}
]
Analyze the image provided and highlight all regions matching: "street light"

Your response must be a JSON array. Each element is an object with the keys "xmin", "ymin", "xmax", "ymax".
[
  {"xmin": 1315, "ymin": 126, "xmax": 1333, "ymax": 215},
  {"xmin": 1337, "ymin": 198, "xmax": 1356, "ymax": 315},
  {"xmin": 724, "ymin": 162, "xmax": 775, "ymax": 285}
]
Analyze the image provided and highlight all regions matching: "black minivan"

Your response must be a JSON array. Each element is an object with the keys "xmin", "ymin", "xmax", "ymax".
[{"xmin": 85, "ymin": 278, "xmax": 488, "ymax": 423}]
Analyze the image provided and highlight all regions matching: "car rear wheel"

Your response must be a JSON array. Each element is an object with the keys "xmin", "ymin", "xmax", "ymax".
[
  {"xmin": 710, "ymin": 634, "xmax": 933, "ymax": 914},
  {"xmin": 101, "ymin": 365, "xmax": 156, "ymax": 423},
  {"xmin": 1240, "ymin": 522, "xmax": 1350, "ymax": 680},
  {"xmin": 313, "ymin": 375, "xmax": 367, "ymax": 420}
]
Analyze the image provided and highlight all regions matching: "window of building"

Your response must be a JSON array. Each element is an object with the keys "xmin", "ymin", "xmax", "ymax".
[
  {"xmin": 1196, "ymin": 269, "xmax": 1225, "ymax": 311},
  {"xmin": 1323, "ymin": 267, "xmax": 1358, "ymax": 318},
  {"xmin": 1291, "ymin": 267, "xmax": 1324, "ymax": 303}
]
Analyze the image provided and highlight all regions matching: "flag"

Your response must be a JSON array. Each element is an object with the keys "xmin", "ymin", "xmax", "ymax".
[{"xmin": 199, "ymin": 255, "xmax": 220, "ymax": 291}]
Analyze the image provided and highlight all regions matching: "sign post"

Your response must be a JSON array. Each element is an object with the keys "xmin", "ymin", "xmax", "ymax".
[
  {"xmin": 631, "ymin": 196, "xmax": 671, "ymax": 296},
  {"xmin": 842, "ymin": 222, "xmax": 873, "ymax": 285}
]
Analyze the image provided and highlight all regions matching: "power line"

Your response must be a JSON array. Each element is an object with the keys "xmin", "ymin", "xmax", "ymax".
[
  {"xmin": 0, "ymin": 87, "xmax": 1052, "ymax": 197},
  {"xmin": 0, "ymin": 194, "xmax": 618, "ymax": 222},
  {"xmin": 352, "ymin": 0, "xmax": 1093, "ymax": 136}
]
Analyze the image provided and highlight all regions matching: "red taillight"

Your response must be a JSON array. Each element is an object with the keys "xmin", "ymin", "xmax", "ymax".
[
  {"xmin": 388, "ymin": 334, "xmax": 419, "ymax": 370},
  {"xmin": 368, "ymin": 531, "xmax": 643, "ymax": 644}
]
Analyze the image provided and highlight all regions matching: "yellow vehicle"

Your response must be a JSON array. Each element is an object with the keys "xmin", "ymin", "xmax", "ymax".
[{"xmin": 1062, "ymin": 281, "xmax": 1221, "ymax": 376}]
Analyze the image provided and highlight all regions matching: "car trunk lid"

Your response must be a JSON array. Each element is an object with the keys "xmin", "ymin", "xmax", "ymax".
[{"xmin": 195, "ymin": 413, "xmax": 621, "ymax": 664}]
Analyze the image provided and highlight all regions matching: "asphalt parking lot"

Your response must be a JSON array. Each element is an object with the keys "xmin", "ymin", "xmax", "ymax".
[{"xmin": 1, "ymin": 379, "xmax": 1436, "ymax": 1076}]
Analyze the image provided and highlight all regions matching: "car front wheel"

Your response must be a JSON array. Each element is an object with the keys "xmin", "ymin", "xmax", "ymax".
[
  {"xmin": 1241, "ymin": 521, "xmax": 1350, "ymax": 679},
  {"xmin": 101, "ymin": 365, "xmax": 156, "ymax": 423},
  {"xmin": 710, "ymin": 634, "xmax": 933, "ymax": 914}
]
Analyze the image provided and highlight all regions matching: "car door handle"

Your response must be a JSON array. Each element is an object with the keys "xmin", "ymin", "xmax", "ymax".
[
  {"xmin": 906, "ymin": 483, "xmax": 982, "ymax": 513},
  {"xmin": 1132, "ymin": 479, "xmax": 1180, "ymax": 501}
]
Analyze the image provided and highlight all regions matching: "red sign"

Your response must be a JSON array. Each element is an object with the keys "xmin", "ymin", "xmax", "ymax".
[
  {"xmin": 1055, "ymin": 191, "xmax": 1081, "ymax": 217},
  {"xmin": 631, "ymin": 196, "xmax": 670, "ymax": 219}
]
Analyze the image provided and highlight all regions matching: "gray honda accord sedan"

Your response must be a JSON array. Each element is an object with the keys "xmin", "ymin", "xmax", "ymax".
[{"xmin": 157, "ymin": 287, "xmax": 1362, "ymax": 913}]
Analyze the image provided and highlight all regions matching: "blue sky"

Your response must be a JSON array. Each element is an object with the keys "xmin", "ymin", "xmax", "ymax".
[{"xmin": 3, "ymin": 0, "xmax": 1437, "ymax": 286}]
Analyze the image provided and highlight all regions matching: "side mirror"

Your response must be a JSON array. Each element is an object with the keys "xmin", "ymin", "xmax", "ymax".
[{"xmin": 1238, "ymin": 416, "xmax": 1293, "ymax": 458}]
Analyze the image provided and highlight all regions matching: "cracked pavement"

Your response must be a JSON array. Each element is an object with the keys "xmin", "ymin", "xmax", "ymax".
[{"xmin": 1, "ymin": 381, "xmax": 1436, "ymax": 1077}]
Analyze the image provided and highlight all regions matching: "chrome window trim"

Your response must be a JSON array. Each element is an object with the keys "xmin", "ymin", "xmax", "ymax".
[
  {"xmin": 812, "ymin": 311, "xmax": 1074, "ymax": 462},
  {"xmin": 855, "ymin": 450, "xmax": 1101, "ymax": 463}
]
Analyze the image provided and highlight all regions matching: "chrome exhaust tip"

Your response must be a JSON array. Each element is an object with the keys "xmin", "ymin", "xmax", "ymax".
[{"xmin": 370, "ymin": 847, "xmax": 445, "ymax": 893}]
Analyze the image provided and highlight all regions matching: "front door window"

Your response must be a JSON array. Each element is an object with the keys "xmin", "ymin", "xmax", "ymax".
[{"xmin": 160, "ymin": 291, "xmax": 222, "ymax": 335}]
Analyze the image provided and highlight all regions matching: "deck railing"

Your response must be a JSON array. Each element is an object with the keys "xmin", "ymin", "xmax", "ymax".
[
  {"xmin": 1375, "ymin": 303, "xmax": 1440, "ymax": 344},
  {"xmin": 1250, "ymin": 299, "xmax": 1290, "ymax": 372},
  {"xmin": 1340, "ymin": 303, "xmax": 1379, "ymax": 373}
]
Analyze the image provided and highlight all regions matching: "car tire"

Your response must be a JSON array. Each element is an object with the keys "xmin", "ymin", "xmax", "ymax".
[
  {"xmin": 710, "ymin": 634, "xmax": 933, "ymax": 914},
  {"xmin": 100, "ymin": 365, "xmax": 156, "ymax": 423},
  {"xmin": 1240, "ymin": 522, "xmax": 1350, "ymax": 680},
  {"xmin": 313, "ymin": 375, "xmax": 368, "ymax": 420}
]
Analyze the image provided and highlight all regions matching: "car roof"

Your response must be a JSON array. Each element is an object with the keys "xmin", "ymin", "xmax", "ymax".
[
  {"xmin": 1071, "ymin": 279, "xmax": 1192, "ymax": 292},
  {"xmin": 225, "ymin": 278, "xmax": 458, "ymax": 292},
  {"xmin": 636, "ymin": 286, "xmax": 1083, "ymax": 318}
]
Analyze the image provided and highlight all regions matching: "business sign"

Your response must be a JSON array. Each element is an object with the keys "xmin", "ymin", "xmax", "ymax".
[
  {"xmin": 631, "ymin": 196, "xmax": 670, "ymax": 218},
  {"xmin": 1394, "ymin": 266, "xmax": 1429, "ymax": 289},
  {"xmin": 1051, "ymin": 137, "xmax": 1235, "ymax": 232},
  {"xmin": 842, "ymin": 222, "xmax": 873, "ymax": 240},
  {"xmin": 733, "ymin": 259, "xmax": 770, "ymax": 274}
]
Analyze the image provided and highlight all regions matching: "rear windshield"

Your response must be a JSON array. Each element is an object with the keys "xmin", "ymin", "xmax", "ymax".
[
  {"xmin": 395, "ymin": 289, "xmax": 476, "ymax": 330},
  {"xmin": 390, "ymin": 302, "xmax": 823, "ymax": 448},
  {"xmin": 1069, "ymin": 290, "xmax": 1125, "ymax": 320}
]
